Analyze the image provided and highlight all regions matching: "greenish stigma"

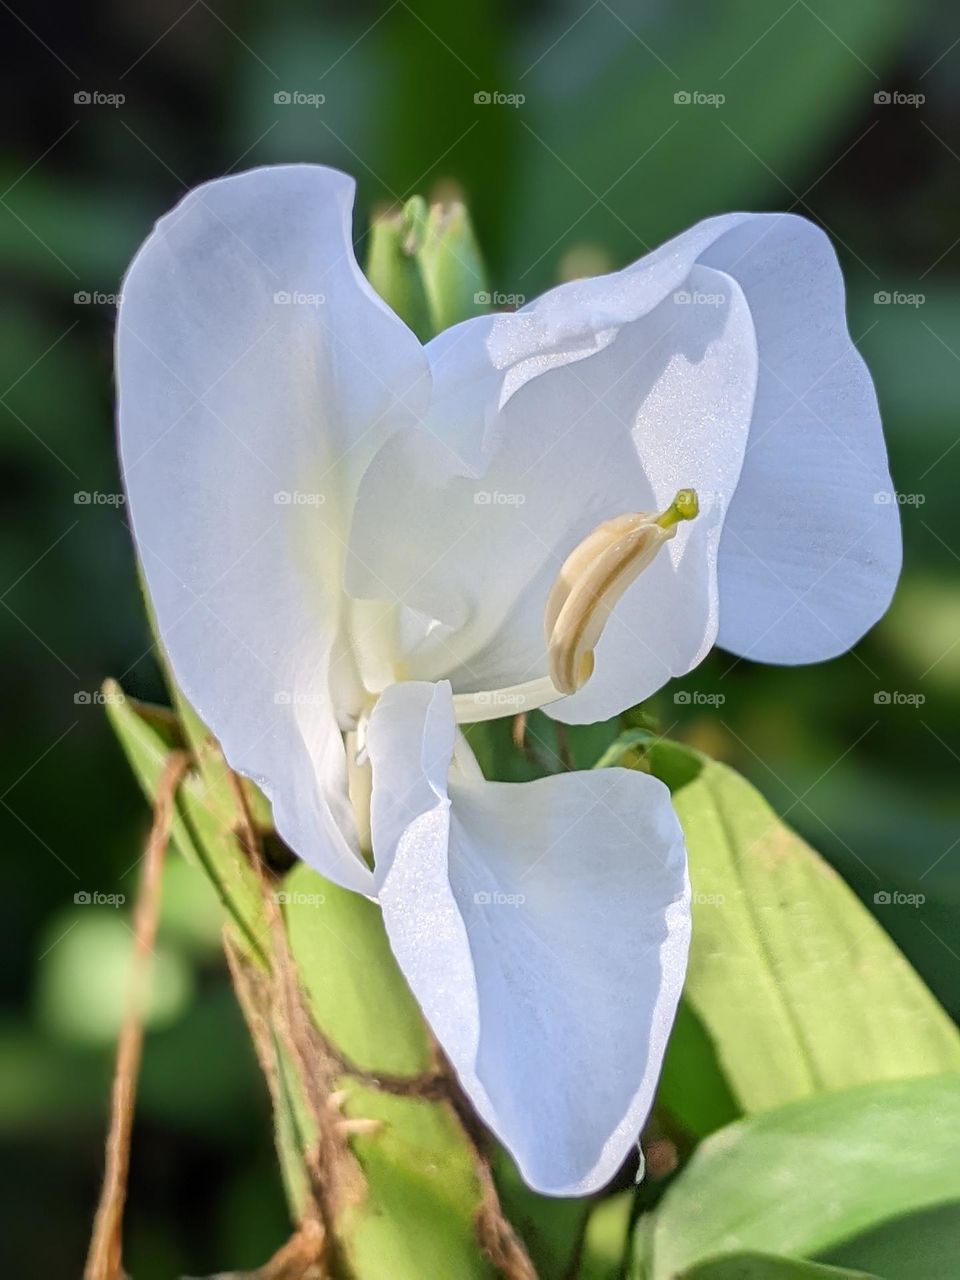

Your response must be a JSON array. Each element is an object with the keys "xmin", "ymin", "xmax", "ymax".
[{"xmin": 655, "ymin": 488, "xmax": 700, "ymax": 529}]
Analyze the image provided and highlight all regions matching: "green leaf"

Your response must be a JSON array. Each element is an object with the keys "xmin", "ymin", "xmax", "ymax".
[
  {"xmin": 335, "ymin": 1081, "xmax": 496, "ymax": 1280},
  {"xmin": 645, "ymin": 1074, "xmax": 960, "ymax": 1279},
  {"xmin": 108, "ymin": 683, "xmax": 531, "ymax": 1274},
  {"xmin": 281, "ymin": 864, "xmax": 499, "ymax": 1273},
  {"xmin": 593, "ymin": 727, "xmax": 657, "ymax": 771},
  {"xmin": 104, "ymin": 679, "xmax": 268, "ymax": 965},
  {"xmin": 675, "ymin": 1255, "xmax": 877, "ymax": 1279},
  {"xmin": 281, "ymin": 863, "xmax": 498, "ymax": 1278},
  {"xmin": 660, "ymin": 750, "xmax": 960, "ymax": 1110},
  {"xmin": 822, "ymin": 1202, "xmax": 960, "ymax": 1279},
  {"xmin": 102, "ymin": 680, "xmax": 196, "ymax": 863},
  {"xmin": 282, "ymin": 864, "xmax": 428, "ymax": 1077}
]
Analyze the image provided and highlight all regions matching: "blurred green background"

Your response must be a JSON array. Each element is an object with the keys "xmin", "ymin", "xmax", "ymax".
[{"xmin": 1, "ymin": 0, "xmax": 957, "ymax": 1274}]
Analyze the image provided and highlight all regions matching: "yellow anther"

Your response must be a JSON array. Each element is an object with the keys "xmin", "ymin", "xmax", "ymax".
[{"xmin": 545, "ymin": 490, "xmax": 699, "ymax": 696}]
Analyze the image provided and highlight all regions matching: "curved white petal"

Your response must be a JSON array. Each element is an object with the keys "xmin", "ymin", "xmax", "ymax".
[
  {"xmin": 696, "ymin": 214, "xmax": 901, "ymax": 661},
  {"xmin": 117, "ymin": 164, "xmax": 430, "ymax": 892},
  {"xmin": 366, "ymin": 681, "xmax": 690, "ymax": 1196},
  {"xmin": 347, "ymin": 264, "xmax": 757, "ymax": 719}
]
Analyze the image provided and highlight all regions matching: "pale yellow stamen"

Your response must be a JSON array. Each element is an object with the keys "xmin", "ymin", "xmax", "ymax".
[{"xmin": 545, "ymin": 489, "xmax": 699, "ymax": 696}]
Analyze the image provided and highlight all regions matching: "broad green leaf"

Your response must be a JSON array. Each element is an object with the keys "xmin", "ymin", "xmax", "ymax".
[
  {"xmin": 676, "ymin": 1255, "xmax": 877, "ymax": 1279},
  {"xmin": 658, "ymin": 749, "xmax": 960, "ymax": 1110},
  {"xmin": 646, "ymin": 1074, "xmax": 960, "ymax": 1279},
  {"xmin": 822, "ymin": 1202, "xmax": 960, "ymax": 1279}
]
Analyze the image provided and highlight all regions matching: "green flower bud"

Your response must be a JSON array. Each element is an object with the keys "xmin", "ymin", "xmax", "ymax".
[
  {"xmin": 365, "ymin": 193, "xmax": 489, "ymax": 341},
  {"xmin": 365, "ymin": 196, "xmax": 433, "ymax": 342},
  {"xmin": 418, "ymin": 198, "xmax": 489, "ymax": 333}
]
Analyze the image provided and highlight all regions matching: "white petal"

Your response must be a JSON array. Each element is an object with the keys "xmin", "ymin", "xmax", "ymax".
[
  {"xmin": 549, "ymin": 263, "xmax": 757, "ymax": 722},
  {"xmin": 117, "ymin": 164, "xmax": 429, "ymax": 892},
  {"xmin": 366, "ymin": 681, "xmax": 690, "ymax": 1196},
  {"xmin": 347, "ymin": 264, "xmax": 756, "ymax": 719},
  {"xmin": 696, "ymin": 214, "xmax": 901, "ymax": 661}
]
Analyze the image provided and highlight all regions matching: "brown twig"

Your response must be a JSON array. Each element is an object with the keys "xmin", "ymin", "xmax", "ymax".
[
  {"xmin": 182, "ymin": 1218, "xmax": 327, "ymax": 1279},
  {"xmin": 254, "ymin": 1217, "xmax": 327, "ymax": 1279},
  {"xmin": 474, "ymin": 1160, "xmax": 540, "ymax": 1280},
  {"xmin": 220, "ymin": 768, "xmax": 366, "ymax": 1265},
  {"xmin": 85, "ymin": 750, "xmax": 190, "ymax": 1280},
  {"xmin": 553, "ymin": 722, "xmax": 573, "ymax": 771}
]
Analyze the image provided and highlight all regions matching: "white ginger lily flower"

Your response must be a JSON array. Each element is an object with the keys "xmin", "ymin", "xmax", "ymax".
[{"xmin": 116, "ymin": 165, "xmax": 900, "ymax": 1196}]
